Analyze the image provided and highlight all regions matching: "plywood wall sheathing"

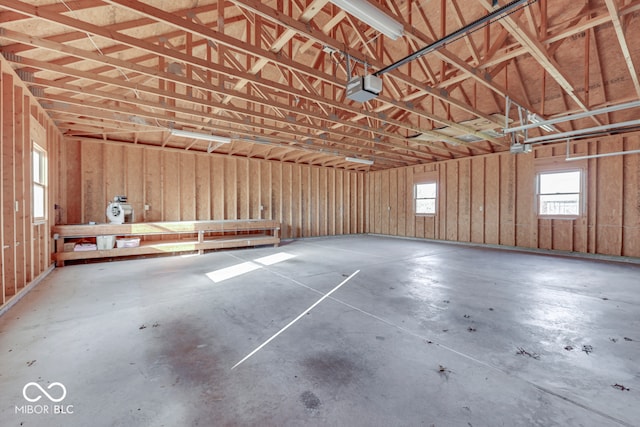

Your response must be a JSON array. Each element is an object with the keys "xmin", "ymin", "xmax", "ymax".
[
  {"xmin": 59, "ymin": 140, "xmax": 367, "ymax": 241},
  {"xmin": 368, "ymin": 134, "xmax": 640, "ymax": 258},
  {"xmin": 1, "ymin": 55, "xmax": 61, "ymax": 310},
  {"xmin": 2, "ymin": 1, "xmax": 638, "ymax": 170}
]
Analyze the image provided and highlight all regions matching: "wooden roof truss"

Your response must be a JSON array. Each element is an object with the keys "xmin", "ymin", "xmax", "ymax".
[{"xmin": 0, "ymin": 0, "xmax": 638, "ymax": 170}]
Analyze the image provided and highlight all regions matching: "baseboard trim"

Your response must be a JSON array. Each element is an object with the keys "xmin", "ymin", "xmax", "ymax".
[
  {"xmin": 0, "ymin": 263, "xmax": 56, "ymax": 318},
  {"xmin": 365, "ymin": 234, "xmax": 640, "ymax": 265}
]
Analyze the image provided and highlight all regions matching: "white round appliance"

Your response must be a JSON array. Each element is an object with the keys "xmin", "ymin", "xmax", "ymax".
[{"xmin": 106, "ymin": 202, "xmax": 126, "ymax": 224}]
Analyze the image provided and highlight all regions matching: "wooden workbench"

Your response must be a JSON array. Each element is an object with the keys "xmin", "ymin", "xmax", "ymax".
[{"xmin": 52, "ymin": 219, "xmax": 280, "ymax": 266}]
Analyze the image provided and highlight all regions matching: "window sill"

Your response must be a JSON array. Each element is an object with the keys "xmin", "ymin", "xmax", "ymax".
[{"xmin": 537, "ymin": 215, "xmax": 581, "ymax": 220}]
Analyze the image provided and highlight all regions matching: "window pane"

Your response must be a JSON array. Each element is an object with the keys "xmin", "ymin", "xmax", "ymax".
[
  {"xmin": 539, "ymin": 171, "xmax": 580, "ymax": 194},
  {"xmin": 33, "ymin": 151, "xmax": 41, "ymax": 183},
  {"xmin": 34, "ymin": 185, "xmax": 45, "ymax": 218},
  {"xmin": 416, "ymin": 199, "xmax": 436, "ymax": 214},
  {"xmin": 539, "ymin": 194, "xmax": 579, "ymax": 216},
  {"xmin": 416, "ymin": 183, "xmax": 436, "ymax": 198}
]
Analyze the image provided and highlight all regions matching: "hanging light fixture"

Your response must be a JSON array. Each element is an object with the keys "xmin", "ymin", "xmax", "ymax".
[
  {"xmin": 328, "ymin": 0, "xmax": 404, "ymax": 40},
  {"xmin": 345, "ymin": 156, "xmax": 374, "ymax": 165},
  {"xmin": 170, "ymin": 129, "xmax": 231, "ymax": 144}
]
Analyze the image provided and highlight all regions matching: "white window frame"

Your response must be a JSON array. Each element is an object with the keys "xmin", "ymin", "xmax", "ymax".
[
  {"xmin": 535, "ymin": 162, "xmax": 586, "ymax": 219},
  {"xmin": 33, "ymin": 143, "xmax": 47, "ymax": 222},
  {"xmin": 414, "ymin": 181, "xmax": 438, "ymax": 216}
]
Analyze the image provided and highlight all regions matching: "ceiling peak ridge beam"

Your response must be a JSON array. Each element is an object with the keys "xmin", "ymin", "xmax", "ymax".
[
  {"xmin": 226, "ymin": 0, "xmax": 498, "ymax": 123},
  {"xmin": 478, "ymin": 0, "xmax": 600, "ymax": 125},
  {"xmin": 604, "ymin": 0, "xmax": 640, "ymax": 99}
]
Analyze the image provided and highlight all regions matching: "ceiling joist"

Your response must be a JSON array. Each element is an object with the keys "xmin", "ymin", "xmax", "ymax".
[{"xmin": 0, "ymin": 0, "xmax": 637, "ymax": 169}]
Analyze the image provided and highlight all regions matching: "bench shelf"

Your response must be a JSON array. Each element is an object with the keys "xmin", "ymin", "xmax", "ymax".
[{"xmin": 52, "ymin": 220, "xmax": 280, "ymax": 266}]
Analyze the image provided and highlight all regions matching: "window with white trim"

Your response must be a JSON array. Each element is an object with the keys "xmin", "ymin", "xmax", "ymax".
[
  {"xmin": 33, "ymin": 144, "xmax": 47, "ymax": 220},
  {"xmin": 537, "ymin": 170, "xmax": 582, "ymax": 217},
  {"xmin": 415, "ymin": 182, "xmax": 437, "ymax": 215}
]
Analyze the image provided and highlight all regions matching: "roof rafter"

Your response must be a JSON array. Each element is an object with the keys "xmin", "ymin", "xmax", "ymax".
[
  {"xmin": 604, "ymin": 0, "xmax": 640, "ymax": 99},
  {"xmin": 0, "ymin": 28, "xmax": 458, "ymax": 158},
  {"xmin": 479, "ymin": 0, "xmax": 600, "ymax": 124}
]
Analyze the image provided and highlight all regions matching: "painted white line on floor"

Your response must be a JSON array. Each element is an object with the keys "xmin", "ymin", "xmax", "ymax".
[
  {"xmin": 266, "ymin": 268, "xmax": 503, "ymax": 372},
  {"xmin": 225, "ymin": 249, "xmax": 633, "ymax": 426},
  {"xmin": 263, "ymin": 270, "xmax": 634, "ymax": 427},
  {"xmin": 231, "ymin": 270, "xmax": 360, "ymax": 370}
]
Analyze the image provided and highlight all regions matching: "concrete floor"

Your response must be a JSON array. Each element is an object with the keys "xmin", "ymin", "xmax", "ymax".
[{"xmin": 1, "ymin": 235, "xmax": 639, "ymax": 427}]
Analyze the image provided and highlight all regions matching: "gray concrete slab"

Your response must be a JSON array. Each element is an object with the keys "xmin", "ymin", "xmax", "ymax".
[{"xmin": 0, "ymin": 235, "xmax": 638, "ymax": 426}]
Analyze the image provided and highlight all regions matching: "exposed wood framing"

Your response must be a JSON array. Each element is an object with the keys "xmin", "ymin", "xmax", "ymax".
[
  {"xmin": 0, "ymin": 0, "xmax": 637, "ymax": 169},
  {"xmin": 0, "ymin": 55, "xmax": 60, "ymax": 309},
  {"xmin": 369, "ymin": 133, "xmax": 640, "ymax": 258},
  {"xmin": 604, "ymin": 0, "xmax": 640, "ymax": 99}
]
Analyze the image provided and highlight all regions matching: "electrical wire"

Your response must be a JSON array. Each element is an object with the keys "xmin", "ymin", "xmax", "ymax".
[{"xmin": 58, "ymin": 0, "xmax": 164, "ymax": 128}]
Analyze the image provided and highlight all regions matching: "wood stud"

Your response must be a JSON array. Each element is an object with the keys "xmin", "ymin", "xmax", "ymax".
[{"xmin": 1, "ymin": 1, "xmax": 640, "ymax": 311}]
